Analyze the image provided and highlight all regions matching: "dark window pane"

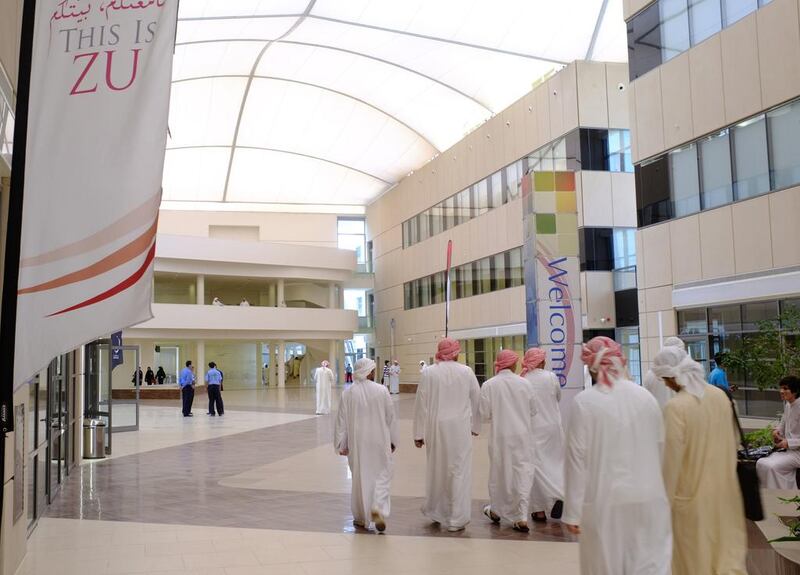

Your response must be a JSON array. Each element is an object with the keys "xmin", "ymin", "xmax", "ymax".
[
  {"xmin": 698, "ymin": 130, "xmax": 733, "ymax": 210},
  {"xmin": 660, "ymin": 0, "xmax": 691, "ymax": 62},
  {"xmin": 580, "ymin": 228, "xmax": 614, "ymax": 271},
  {"xmin": 708, "ymin": 304, "xmax": 742, "ymax": 335},
  {"xmin": 580, "ymin": 129, "xmax": 610, "ymax": 171},
  {"xmin": 637, "ymin": 156, "xmax": 672, "ymax": 226},
  {"xmin": 628, "ymin": 2, "xmax": 663, "ymax": 80},
  {"xmin": 732, "ymin": 115, "xmax": 770, "ymax": 200},
  {"xmin": 404, "ymin": 283, "xmax": 411, "ymax": 310},
  {"xmin": 479, "ymin": 258, "xmax": 491, "ymax": 294},
  {"xmin": 768, "ymin": 100, "xmax": 800, "ymax": 189},
  {"xmin": 509, "ymin": 247, "xmax": 524, "ymax": 287},
  {"xmin": 679, "ymin": 308, "xmax": 708, "ymax": 335},
  {"xmin": 742, "ymin": 301, "xmax": 779, "ymax": 331},
  {"xmin": 492, "ymin": 253, "xmax": 507, "ymax": 291},
  {"xmin": 669, "ymin": 144, "xmax": 700, "ymax": 217}
]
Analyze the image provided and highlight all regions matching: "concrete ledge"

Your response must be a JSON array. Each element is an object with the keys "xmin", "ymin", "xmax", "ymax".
[{"xmin": 112, "ymin": 387, "xmax": 199, "ymax": 400}]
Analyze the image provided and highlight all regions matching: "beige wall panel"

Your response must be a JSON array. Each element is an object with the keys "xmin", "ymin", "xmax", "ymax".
[
  {"xmin": 626, "ymin": 0, "xmax": 653, "ymax": 20},
  {"xmin": 634, "ymin": 70, "xmax": 666, "ymax": 161},
  {"xmin": 641, "ymin": 223, "xmax": 673, "ymax": 288},
  {"xmin": 628, "ymin": 82, "xmax": 640, "ymax": 162},
  {"xmin": 635, "ymin": 229, "xmax": 646, "ymax": 292},
  {"xmin": 576, "ymin": 175, "xmax": 585, "ymax": 228},
  {"xmin": 606, "ymin": 63, "xmax": 631, "ymax": 130},
  {"xmin": 639, "ymin": 313, "xmax": 650, "ymax": 338},
  {"xmin": 580, "ymin": 171, "xmax": 614, "ymax": 227},
  {"xmin": 732, "ymin": 195, "xmax": 774, "ymax": 274},
  {"xmin": 645, "ymin": 285, "xmax": 673, "ymax": 312},
  {"xmin": 698, "ymin": 207, "xmax": 735, "ymax": 280},
  {"xmin": 522, "ymin": 90, "xmax": 540, "ymax": 153},
  {"xmin": 757, "ymin": 0, "xmax": 800, "ymax": 109},
  {"xmin": 611, "ymin": 172, "xmax": 638, "ymax": 227},
  {"xmin": 689, "ymin": 35, "xmax": 726, "ymax": 138},
  {"xmin": 577, "ymin": 61, "xmax": 610, "ymax": 129},
  {"xmin": 584, "ymin": 272, "xmax": 617, "ymax": 328},
  {"xmin": 561, "ymin": 63, "xmax": 580, "ymax": 135},
  {"xmin": 721, "ymin": 14, "xmax": 762, "ymax": 124},
  {"xmin": 770, "ymin": 186, "xmax": 800, "ymax": 268},
  {"xmin": 548, "ymin": 72, "xmax": 565, "ymax": 139},
  {"xmin": 669, "ymin": 215, "xmax": 703, "ymax": 284},
  {"xmin": 0, "ymin": 0, "xmax": 21, "ymax": 91},
  {"xmin": 580, "ymin": 272, "xmax": 589, "ymax": 316},
  {"xmin": 660, "ymin": 53, "xmax": 695, "ymax": 148},
  {"xmin": 535, "ymin": 83, "xmax": 552, "ymax": 148}
]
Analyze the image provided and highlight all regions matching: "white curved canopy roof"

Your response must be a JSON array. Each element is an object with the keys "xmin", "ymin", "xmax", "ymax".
[{"xmin": 163, "ymin": 0, "xmax": 627, "ymax": 209}]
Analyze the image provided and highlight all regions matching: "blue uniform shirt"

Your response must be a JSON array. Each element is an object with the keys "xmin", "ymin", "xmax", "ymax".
[
  {"xmin": 179, "ymin": 367, "xmax": 195, "ymax": 387},
  {"xmin": 708, "ymin": 366, "xmax": 729, "ymax": 392},
  {"xmin": 205, "ymin": 368, "xmax": 222, "ymax": 386}
]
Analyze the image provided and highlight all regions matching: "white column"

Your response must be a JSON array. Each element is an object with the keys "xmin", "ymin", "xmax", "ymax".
[
  {"xmin": 329, "ymin": 283, "xmax": 337, "ymax": 309},
  {"xmin": 329, "ymin": 340, "xmax": 339, "ymax": 384},
  {"xmin": 278, "ymin": 340, "xmax": 286, "ymax": 388},
  {"xmin": 277, "ymin": 279, "xmax": 285, "ymax": 308},
  {"xmin": 196, "ymin": 340, "xmax": 205, "ymax": 382},
  {"xmin": 256, "ymin": 342, "xmax": 263, "ymax": 385},
  {"xmin": 268, "ymin": 284, "xmax": 277, "ymax": 307},
  {"xmin": 196, "ymin": 274, "xmax": 205, "ymax": 305}
]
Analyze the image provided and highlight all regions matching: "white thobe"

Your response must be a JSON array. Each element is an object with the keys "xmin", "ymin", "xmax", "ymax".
[
  {"xmin": 389, "ymin": 365, "xmax": 401, "ymax": 394},
  {"xmin": 480, "ymin": 369, "xmax": 537, "ymax": 524},
  {"xmin": 334, "ymin": 378, "xmax": 398, "ymax": 523},
  {"xmin": 643, "ymin": 368, "xmax": 675, "ymax": 410},
  {"xmin": 413, "ymin": 361, "xmax": 481, "ymax": 528},
  {"xmin": 563, "ymin": 379, "xmax": 672, "ymax": 575},
  {"xmin": 757, "ymin": 399, "xmax": 800, "ymax": 489},
  {"xmin": 525, "ymin": 369, "xmax": 565, "ymax": 513},
  {"xmin": 315, "ymin": 366, "xmax": 334, "ymax": 415}
]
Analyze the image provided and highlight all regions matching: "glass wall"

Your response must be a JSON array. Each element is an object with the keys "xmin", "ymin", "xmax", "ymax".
[
  {"xmin": 460, "ymin": 335, "xmax": 527, "ymax": 385},
  {"xmin": 677, "ymin": 297, "xmax": 796, "ymax": 417},
  {"xmin": 636, "ymin": 96, "xmax": 800, "ymax": 227},
  {"xmin": 404, "ymin": 247, "xmax": 524, "ymax": 310},
  {"xmin": 402, "ymin": 128, "xmax": 633, "ymax": 249},
  {"xmin": 628, "ymin": 0, "xmax": 773, "ymax": 80}
]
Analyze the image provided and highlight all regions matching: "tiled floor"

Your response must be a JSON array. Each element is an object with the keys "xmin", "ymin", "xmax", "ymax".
[{"xmin": 26, "ymin": 387, "xmax": 579, "ymax": 574}]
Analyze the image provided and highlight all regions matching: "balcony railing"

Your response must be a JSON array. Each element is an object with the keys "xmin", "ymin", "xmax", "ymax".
[{"xmin": 613, "ymin": 265, "xmax": 637, "ymax": 292}]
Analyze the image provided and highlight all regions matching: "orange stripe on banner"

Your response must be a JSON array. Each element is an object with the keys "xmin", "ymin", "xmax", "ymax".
[
  {"xmin": 47, "ymin": 243, "xmax": 156, "ymax": 318},
  {"xmin": 20, "ymin": 192, "xmax": 161, "ymax": 267},
  {"xmin": 18, "ymin": 218, "xmax": 158, "ymax": 295}
]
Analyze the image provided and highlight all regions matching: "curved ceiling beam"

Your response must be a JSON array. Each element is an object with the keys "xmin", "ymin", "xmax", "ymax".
[
  {"xmin": 172, "ymin": 74, "xmax": 440, "ymax": 151},
  {"xmin": 308, "ymin": 15, "xmax": 569, "ymax": 65},
  {"xmin": 222, "ymin": 0, "xmax": 317, "ymax": 202},
  {"xmin": 167, "ymin": 145, "xmax": 394, "ymax": 185},
  {"xmin": 175, "ymin": 38, "xmax": 494, "ymax": 113},
  {"xmin": 179, "ymin": 13, "xmax": 304, "ymax": 22}
]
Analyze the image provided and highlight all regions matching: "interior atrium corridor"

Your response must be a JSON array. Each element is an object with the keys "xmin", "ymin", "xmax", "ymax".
[{"xmin": 21, "ymin": 389, "xmax": 578, "ymax": 575}]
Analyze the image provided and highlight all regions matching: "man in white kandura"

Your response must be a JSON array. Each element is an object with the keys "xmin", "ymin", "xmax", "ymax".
[
  {"xmin": 563, "ymin": 336, "xmax": 671, "ymax": 575},
  {"xmin": 388, "ymin": 360, "xmax": 401, "ymax": 395},
  {"xmin": 521, "ymin": 347, "xmax": 565, "ymax": 523},
  {"xmin": 652, "ymin": 346, "xmax": 746, "ymax": 575},
  {"xmin": 479, "ymin": 349, "xmax": 537, "ymax": 532},
  {"xmin": 757, "ymin": 375, "xmax": 800, "ymax": 489},
  {"xmin": 643, "ymin": 336, "xmax": 685, "ymax": 409},
  {"xmin": 335, "ymin": 357, "xmax": 398, "ymax": 532},
  {"xmin": 419, "ymin": 360, "xmax": 427, "ymax": 372},
  {"xmin": 414, "ymin": 338, "xmax": 481, "ymax": 532},
  {"xmin": 315, "ymin": 360, "xmax": 335, "ymax": 415}
]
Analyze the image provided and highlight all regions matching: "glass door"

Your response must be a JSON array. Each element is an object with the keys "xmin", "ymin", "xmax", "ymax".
[{"xmin": 47, "ymin": 355, "xmax": 69, "ymax": 503}]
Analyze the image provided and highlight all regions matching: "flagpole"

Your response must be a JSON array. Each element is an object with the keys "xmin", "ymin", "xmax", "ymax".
[{"xmin": 0, "ymin": 0, "xmax": 37, "ymax": 539}]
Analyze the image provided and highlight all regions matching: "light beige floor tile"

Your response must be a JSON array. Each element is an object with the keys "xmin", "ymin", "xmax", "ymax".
[{"xmin": 182, "ymin": 550, "xmax": 260, "ymax": 569}]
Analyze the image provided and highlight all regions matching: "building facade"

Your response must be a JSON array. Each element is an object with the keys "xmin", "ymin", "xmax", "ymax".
[{"xmin": 626, "ymin": 0, "xmax": 800, "ymax": 415}]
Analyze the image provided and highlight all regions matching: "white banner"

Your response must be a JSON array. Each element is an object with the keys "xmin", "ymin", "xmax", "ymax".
[{"xmin": 13, "ymin": 0, "xmax": 177, "ymax": 389}]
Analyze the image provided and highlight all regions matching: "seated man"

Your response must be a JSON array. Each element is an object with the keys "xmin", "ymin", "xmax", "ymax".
[{"xmin": 757, "ymin": 375, "xmax": 800, "ymax": 489}]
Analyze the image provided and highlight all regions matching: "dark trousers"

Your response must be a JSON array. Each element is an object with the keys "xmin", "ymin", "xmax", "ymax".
[
  {"xmin": 181, "ymin": 385, "xmax": 194, "ymax": 416},
  {"xmin": 207, "ymin": 385, "xmax": 224, "ymax": 415}
]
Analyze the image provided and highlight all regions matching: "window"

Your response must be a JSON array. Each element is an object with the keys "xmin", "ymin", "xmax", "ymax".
[
  {"xmin": 613, "ymin": 228, "xmax": 637, "ymax": 269},
  {"xmin": 337, "ymin": 218, "xmax": 366, "ymax": 264},
  {"xmin": 698, "ymin": 130, "xmax": 732, "ymax": 210},
  {"xmin": 580, "ymin": 129, "xmax": 608, "ymax": 171},
  {"xmin": 430, "ymin": 205, "xmax": 443, "ymax": 236},
  {"xmin": 768, "ymin": 100, "xmax": 800, "ymax": 190},
  {"xmin": 489, "ymin": 172, "xmax": 504, "ymax": 208},
  {"xmin": 459, "ymin": 263, "xmax": 474, "ymax": 299},
  {"xmin": 419, "ymin": 210, "xmax": 430, "ymax": 242},
  {"xmin": 492, "ymin": 253, "xmax": 507, "ymax": 291},
  {"xmin": 678, "ymin": 308, "xmax": 708, "ymax": 335},
  {"xmin": 509, "ymin": 247, "xmax": 524, "ymax": 287},
  {"xmin": 609, "ymin": 130, "xmax": 633, "ymax": 173},
  {"xmin": 552, "ymin": 137, "xmax": 568, "ymax": 171},
  {"xmin": 580, "ymin": 227, "xmax": 614, "ymax": 271},
  {"xmin": 432, "ymin": 272, "xmax": 445, "ymax": 305},
  {"xmin": 505, "ymin": 162, "xmax": 520, "ymax": 201},
  {"xmin": 723, "ymin": 0, "xmax": 757, "ymax": 26},
  {"xmin": 457, "ymin": 188, "xmax": 472, "ymax": 224},
  {"xmin": 709, "ymin": 304, "xmax": 742, "ymax": 335},
  {"xmin": 404, "ymin": 283, "xmax": 411, "ymax": 310},
  {"xmin": 660, "ymin": 0, "xmax": 691, "ymax": 62},
  {"xmin": 689, "ymin": 0, "xmax": 722, "ymax": 44},
  {"xmin": 669, "ymin": 144, "xmax": 700, "ymax": 217},
  {"xmin": 478, "ymin": 257, "xmax": 491, "ymax": 295},
  {"xmin": 637, "ymin": 156, "xmax": 672, "ymax": 226},
  {"xmin": 475, "ymin": 180, "xmax": 489, "ymax": 216},
  {"xmin": 344, "ymin": 289, "xmax": 367, "ymax": 316},
  {"xmin": 628, "ymin": 2, "xmax": 663, "ymax": 80},
  {"xmin": 731, "ymin": 115, "xmax": 770, "ymax": 200},
  {"xmin": 420, "ymin": 276, "xmax": 431, "ymax": 307}
]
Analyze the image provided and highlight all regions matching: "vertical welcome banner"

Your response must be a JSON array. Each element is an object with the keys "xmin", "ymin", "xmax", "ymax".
[
  {"xmin": 12, "ymin": 0, "xmax": 178, "ymax": 389},
  {"xmin": 522, "ymin": 170, "xmax": 584, "ymax": 411}
]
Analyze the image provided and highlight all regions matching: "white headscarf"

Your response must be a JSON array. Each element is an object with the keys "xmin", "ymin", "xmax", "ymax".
[
  {"xmin": 663, "ymin": 336, "xmax": 686, "ymax": 351},
  {"xmin": 651, "ymin": 346, "xmax": 707, "ymax": 400},
  {"xmin": 354, "ymin": 357, "xmax": 376, "ymax": 381}
]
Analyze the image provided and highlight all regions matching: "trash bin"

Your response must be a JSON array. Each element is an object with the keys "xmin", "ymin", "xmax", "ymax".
[{"xmin": 83, "ymin": 419, "xmax": 106, "ymax": 459}]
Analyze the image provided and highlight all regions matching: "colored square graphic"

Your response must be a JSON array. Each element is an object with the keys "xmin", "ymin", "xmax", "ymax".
[
  {"xmin": 535, "ymin": 213, "xmax": 556, "ymax": 234},
  {"xmin": 533, "ymin": 172, "xmax": 555, "ymax": 192},
  {"xmin": 555, "ymin": 191, "xmax": 577, "ymax": 213}
]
